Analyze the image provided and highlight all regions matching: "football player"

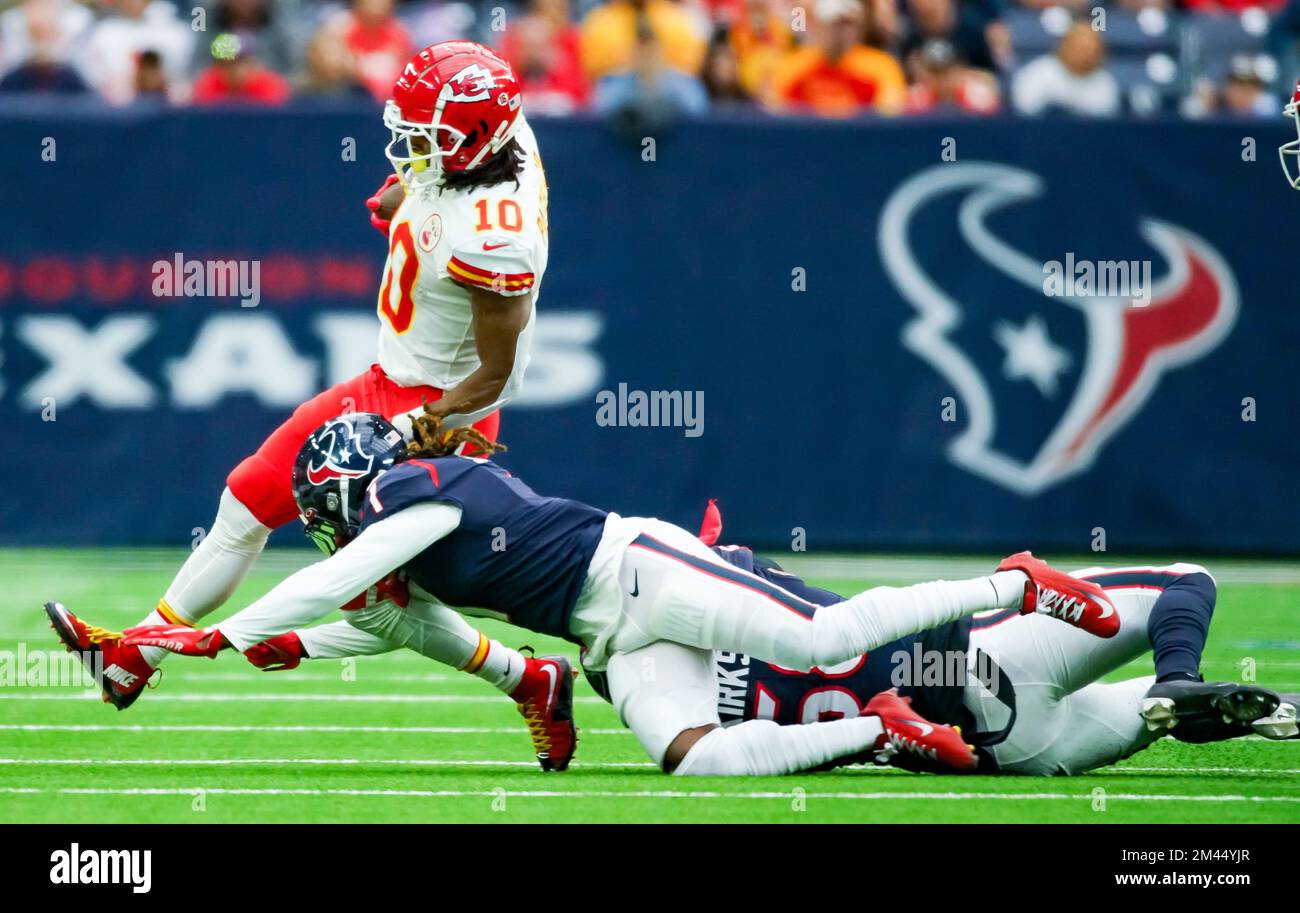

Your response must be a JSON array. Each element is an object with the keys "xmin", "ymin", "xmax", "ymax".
[
  {"xmin": 625, "ymin": 544, "xmax": 1300, "ymax": 774},
  {"xmin": 117, "ymin": 411, "xmax": 1119, "ymax": 777},
  {"xmin": 47, "ymin": 41, "xmax": 552, "ymax": 717},
  {"xmin": 235, "ymin": 520, "xmax": 1299, "ymax": 775}
]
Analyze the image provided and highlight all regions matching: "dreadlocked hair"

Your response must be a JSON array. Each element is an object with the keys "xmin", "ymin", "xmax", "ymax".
[
  {"xmin": 440, "ymin": 138, "xmax": 526, "ymax": 193},
  {"xmin": 405, "ymin": 402, "xmax": 508, "ymax": 459}
]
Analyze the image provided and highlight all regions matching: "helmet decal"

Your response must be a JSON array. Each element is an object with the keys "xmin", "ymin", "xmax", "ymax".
[
  {"xmin": 305, "ymin": 418, "xmax": 377, "ymax": 486},
  {"xmin": 292, "ymin": 413, "xmax": 408, "ymax": 551},
  {"xmin": 444, "ymin": 64, "xmax": 498, "ymax": 103}
]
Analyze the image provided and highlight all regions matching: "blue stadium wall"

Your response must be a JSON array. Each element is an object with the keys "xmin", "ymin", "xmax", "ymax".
[{"xmin": 1, "ymin": 105, "xmax": 1296, "ymax": 553}]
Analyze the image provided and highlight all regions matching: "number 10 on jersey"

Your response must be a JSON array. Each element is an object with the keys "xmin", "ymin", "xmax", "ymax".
[{"xmin": 379, "ymin": 222, "xmax": 419, "ymax": 334}]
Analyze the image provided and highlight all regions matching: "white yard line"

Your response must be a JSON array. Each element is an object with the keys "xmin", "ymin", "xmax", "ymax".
[
  {"xmin": 0, "ymin": 757, "xmax": 655, "ymax": 769},
  {"xmin": 0, "ymin": 724, "xmax": 1292, "ymax": 748},
  {"xmin": 2, "ymin": 757, "xmax": 1297, "ymax": 777},
  {"xmin": 1111, "ymin": 766, "xmax": 1300, "ymax": 775},
  {"xmin": 0, "ymin": 692, "xmax": 610, "ymax": 705},
  {"xmin": 0, "ymin": 723, "xmax": 631, "ymax": 735},
  {"xmin": 0, "ymin": 786, "xmax": 1296, "ymax": 803}
]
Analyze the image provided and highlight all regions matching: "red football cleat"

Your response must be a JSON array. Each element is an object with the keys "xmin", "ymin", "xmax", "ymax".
[
  {"xmin": 45, "ymin": 601, "xmax": 156, "ymax": 710},
  {"xmin": 510, "ymin": 654, "xmax": 577, "ymax": 772},
  {"xmin": 866, "ymin": 689, "xmax": 977, "ymax": 774},
  {"xmin": 997, "ymin": 551, "xmax": 1120, "ymax": 638}
]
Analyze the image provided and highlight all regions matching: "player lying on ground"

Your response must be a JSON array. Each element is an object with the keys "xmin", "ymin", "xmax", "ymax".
[
  {"xmin": 115, "ymin": 411, "xmax": 1122, "ymax": 776},
  {"xmin": 239, "ymin": 529, "xmax": 1300, "ymax": 775},
  {"xmin": 619, "ymin": 546, "xmax": 1300, "ymax": 773},
  {"xmin": 47, "ymin": 40, "xmax": 548, "ymax": 712}
]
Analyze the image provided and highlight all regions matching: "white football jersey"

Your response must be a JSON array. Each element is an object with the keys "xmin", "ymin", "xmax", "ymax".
[{"xmin": 376, "ymin": 118, "xmax": 549, "ymax": 425}]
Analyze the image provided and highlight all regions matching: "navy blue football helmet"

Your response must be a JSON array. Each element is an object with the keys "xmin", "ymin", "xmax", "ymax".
[{"xmin": 291, "ymin": 413, "xmax": 408, "ymax": 555}]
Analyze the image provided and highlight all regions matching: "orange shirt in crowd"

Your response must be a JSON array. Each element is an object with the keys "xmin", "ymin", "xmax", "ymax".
[
  {"xmin": 579, "ymin": 0, "xmax": 707, "ymax": 79},
  {"xmin": 770, "ymin": 44, "xmax": 906, "ymax": 116},
  {"xmin": 729, "ymin": 14, "xmax": 793, "ymax": 98}
]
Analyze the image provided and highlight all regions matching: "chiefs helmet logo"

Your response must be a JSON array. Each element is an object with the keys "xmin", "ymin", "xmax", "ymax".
[
  {"xmin": 305, "ymin": 420, "xmax": 376, "ymax": 486},
  {"xmin": 444, "ymin": 64, "xmax": 497, "ymax": 102}
]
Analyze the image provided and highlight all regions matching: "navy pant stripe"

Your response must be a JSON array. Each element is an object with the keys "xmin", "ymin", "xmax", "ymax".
[
  {"xmin": 1078, "ymin": 570, "xmax": 1185, "ymax": 590},
  {"xmin": 630, "ymin": 534, "xmax": 817, "ymax": 619},
  {"xmin": 972, "ymin": 607, "xmax": 1020, "ymax": 630}
]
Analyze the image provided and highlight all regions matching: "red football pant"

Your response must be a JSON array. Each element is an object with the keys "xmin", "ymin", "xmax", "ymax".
[{"xmin": 227, "ymin": 363, "xmax": 501, "ymax": 529}]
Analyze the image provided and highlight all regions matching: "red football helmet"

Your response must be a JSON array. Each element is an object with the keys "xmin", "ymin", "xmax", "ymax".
[
  {"xmin": 384, "ymin": 41, "xmax": 524, "ymax": 184},
  {"xmin": 1280, "ymin": 79, "xmax": 1300, "ymax": 190}
]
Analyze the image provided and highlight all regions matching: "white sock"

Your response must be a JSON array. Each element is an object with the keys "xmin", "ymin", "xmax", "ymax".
[
  {"xmin": 466, "ymin": 638, "xmax": 526, "ymax": 695},
  {"xmin": 674, "ymin": 717, "xmax": 884, "ymax": 776},
  {"xmin": 139, "ymin": 488, "xmax": 270, "ymax": 667}
]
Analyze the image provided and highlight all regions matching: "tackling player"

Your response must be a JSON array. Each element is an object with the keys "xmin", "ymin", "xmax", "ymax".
[
  {"xmin": 233, "ymin": 519, "xmax": 1299, "ymax": 775},
  {"xmin": 117, "ymin": 411, "xmax": 1120, "ymax": 777},
  {"xmin": 47, "ymin": 41, "xmax": 553, "ymax": 718}
]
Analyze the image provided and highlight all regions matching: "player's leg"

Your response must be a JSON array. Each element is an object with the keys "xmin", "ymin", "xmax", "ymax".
[
  {"xmin": 1023, "ymin": 564, "xmax": 1276, "ymax": 738},
  {"xmin": 127, "ymin": 371, "xmax": 393, "ymax": 667},
  {"xmin": 605, "ymin": 640, "xmax": 887, "ymax": 775},
  {"xmin": 610, "ymin": 520, "xmax": 1031, "ymax": 673},
  {"xmin": 345, "ymin": 596, "xmax": 526, "ymax": 693},
  {"xmin": 956, "ymin": 575, "xmax": 1160, "ymax": 771},
  {"xmin": 344, "ymin": 596, "xmax": 578, "ymax": 769},
  {"xmin": 151, "ymin": 366, "xmax": 499, "ymax": 632},
  {"xmin": 133, "ymin": 368, "xmax": 498, "ymax": 655},
  {"xmin": 975, "ymin": 675, "xmax": 1160, "ymax": 776},
  {"xmin": 961, "ymin": 563, "xmax": 1277, "ymax": 770}
]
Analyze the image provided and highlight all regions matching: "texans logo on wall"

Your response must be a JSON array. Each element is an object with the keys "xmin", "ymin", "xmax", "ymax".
[{"xmin": 879, "ymin": 163, "xmax": 1239, "ymax": 496}]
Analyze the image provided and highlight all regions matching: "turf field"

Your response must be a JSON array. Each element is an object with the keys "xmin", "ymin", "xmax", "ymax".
[{"xmin": 1, "ymin": 549, "xmax": 1297, "ymax": 824}]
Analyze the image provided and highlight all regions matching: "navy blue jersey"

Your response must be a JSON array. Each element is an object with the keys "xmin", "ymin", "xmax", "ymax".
[
  {"xmin": 709, "ymin": 547, "xmax": 970, "ymax": 729},
  {"xmin": 358, "ymin": 457, "xmax": 608, "ymax": 642}
]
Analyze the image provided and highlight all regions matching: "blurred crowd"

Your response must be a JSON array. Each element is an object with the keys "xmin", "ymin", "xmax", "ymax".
[{"xmin": 0, "ymin": 0, "xmax": 1296, "ymax": 118}]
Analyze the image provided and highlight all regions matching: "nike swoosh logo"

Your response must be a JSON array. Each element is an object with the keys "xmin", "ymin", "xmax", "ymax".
[
  {"xmin": 630, "ymin": 570, "xmax": 639, "ymax": 598},
  {"xmin": 542, "ymin": 663, "xmax": 558, "ymax": 710},
  {"xmin": 901, "ymin": 719, "xmax": 934, "ymax": 736},
  {"xmin": 1096, "ymin": 598, "xmax": 1115, "ymax": 618},
  {"xmin": 483, "ymin": 242, "xmax": 508, "ymax": 251}
]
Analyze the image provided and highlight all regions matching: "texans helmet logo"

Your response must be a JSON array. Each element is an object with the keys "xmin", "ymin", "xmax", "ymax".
[
  {"xmin": 880, "ymin": 163, "xmax": 1238, "ymax": 496},
  {"xmin": 305, "ymin": 418, "xmax": 376, "ymax": 487}
]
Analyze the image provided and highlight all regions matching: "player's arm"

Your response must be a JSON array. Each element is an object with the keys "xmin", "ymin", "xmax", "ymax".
[
  {"xmin": 420, "ymin": 233, "xmax": 536, "ymax": 427},
  {"xmin": 423, "ymin": 283, "xmax": 531, "ymax": 425},
  {"xmin": 123, "ymin": 502, "xmax": 462, "ymax": 656},
  {"xmin": 245, "ymin": 622, "xmax": 402, "ymax": 671}
]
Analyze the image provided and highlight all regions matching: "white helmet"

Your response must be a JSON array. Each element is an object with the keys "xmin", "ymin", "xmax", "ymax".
[{"xmin": 1279, "ymin": 79, "xmax": 1300, "ymax": 190}]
